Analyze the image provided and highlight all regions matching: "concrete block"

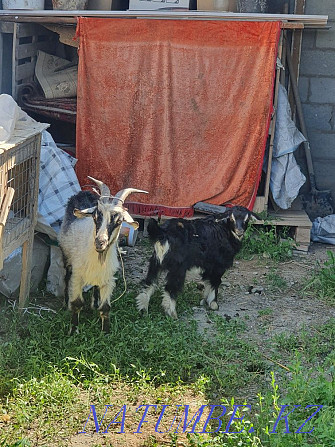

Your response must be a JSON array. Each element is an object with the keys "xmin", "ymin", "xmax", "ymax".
[
  {"xmin": 305, "ymin": 0, "xmax": 335, "ymax": 20},
  {"xmin": 300, "ymin": 51, "xmax": 335, "ymax": 77},
  {"xmin": 308, "ymin": 132, "xmax": 335, "ymax": 161},
  {"xmin": 313, "ymin": 159, "xmax": 335, "ymax": 197},
  {"xmin": 316, "ymin": 24, "xmax": 335, "ymax": 49},
  {"xmin": 302, "ymin": 104, "xmax": 332, "ymax": 131},
  {"xmin": 302, "ymin": 29, "xmax": 316, "ymax": 50},
  {"xmin": 299, "ymin": 76, "xmax": 309, "ymax": 103},
  {"xmin": 310, "ymin": 77, "xmax": 335, "ymax": 104},
  {"xmin": 0, "ymin": 236, "xmax": 49, "ymax": 299}
]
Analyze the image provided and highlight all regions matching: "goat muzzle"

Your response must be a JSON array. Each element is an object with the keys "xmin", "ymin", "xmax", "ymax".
[{"xmin": 95, "ymin": 235, "xmax": 109, "ymax": 252}]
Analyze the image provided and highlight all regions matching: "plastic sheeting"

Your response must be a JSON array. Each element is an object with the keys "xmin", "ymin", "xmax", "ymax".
[
  {"xmin": 270, "ymin": 84, "xmax": 306, "ymax": 209},
  {"xmin": 311, "ymin": 215, "xmax": 335, "ymax": 245},
  {"xmin": 76, "ymin": 19, "xmax": 280, "ymax": 213}
]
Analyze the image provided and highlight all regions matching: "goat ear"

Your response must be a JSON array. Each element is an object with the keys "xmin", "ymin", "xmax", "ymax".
[
  {"xmin": 249, "ymin": 211, "xmax": 261, "ymax": 222},
  {"xmin": 122, "ymin": 210, "xmax": 139, "ymax": 230},
  {"xmin": 73, "ymin": 207, "xmax": 96, "ymax": 218}
]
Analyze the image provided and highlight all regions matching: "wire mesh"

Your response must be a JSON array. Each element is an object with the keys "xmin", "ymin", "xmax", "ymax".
[{"xmin": 0, "ymin": 135, "xmax": 39, "ymax": 247}]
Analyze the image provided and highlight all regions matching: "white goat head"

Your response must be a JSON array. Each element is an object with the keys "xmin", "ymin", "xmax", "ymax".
[{"xmin": 73, "ymin": 176, "xmax": 148, "ymax": 252}]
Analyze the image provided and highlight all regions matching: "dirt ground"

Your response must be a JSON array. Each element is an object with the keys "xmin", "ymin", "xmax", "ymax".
[{"xmin": 123, "ymin": 235, "xmax": 335, "ymax": 355}]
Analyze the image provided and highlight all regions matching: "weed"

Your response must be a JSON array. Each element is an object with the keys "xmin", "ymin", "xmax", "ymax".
[
  {"xmin": 258, "ymin": 308, "xmax": 273, "ymax": 317},
  {"xmin": 239, "ymin": 224, "xmax": 294, "ymax": 262},
  {"xmin": 265, "ymin": 269, "xmax": 288, "ymax": 291}
]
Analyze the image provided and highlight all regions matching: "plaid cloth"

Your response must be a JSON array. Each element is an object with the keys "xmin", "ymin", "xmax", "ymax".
[{"xmin": 38, "ymin": 131, "xmax": 80, "ymax": 232}]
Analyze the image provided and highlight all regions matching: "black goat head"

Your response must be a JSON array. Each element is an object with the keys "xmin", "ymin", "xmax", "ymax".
[{"xmin": 216, "ymin": 206, "xmax": 261, "ymax": 241}]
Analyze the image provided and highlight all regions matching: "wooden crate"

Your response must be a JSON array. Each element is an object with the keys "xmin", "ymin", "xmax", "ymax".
[
  {"xmin": 0, "ymin": 124, "xmax": 48, "ymax": 307},
  {"xmin": 0, "ymin": 21, "xmax": 58, "ymax": 99},
  {"xmin": 253, "ymin": 209, "xmax": 312, "ymax": 252}
]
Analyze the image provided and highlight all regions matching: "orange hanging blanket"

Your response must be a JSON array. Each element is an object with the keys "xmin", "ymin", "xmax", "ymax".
[{"xmin": 76, "ymin": 18, "xmax": 280, "ymax": 215}]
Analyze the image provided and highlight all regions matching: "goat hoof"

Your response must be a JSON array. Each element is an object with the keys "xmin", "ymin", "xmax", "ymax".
[
  {"xmin": 69, "ymin": 325, "xmax": 79, "ymax": 336},
  {"xmin": 139, "ymin": 308, "xmax": 148, "ymax": 318},
  {"xmin": 101, "ymin": 318, "xmax": 110, "ymax": 333},
  {"xmin": 135, "ymin": 293, "xmax": 149, "ymax": 314},
  {"xmin": 167, "ymin": 310, "xmax": 178, "ymax": 320},
  {"xmin": 209, "ymin": 301, "xmax": 219, "ymax": 311}
]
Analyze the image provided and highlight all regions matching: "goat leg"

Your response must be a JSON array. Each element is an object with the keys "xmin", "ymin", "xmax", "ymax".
[
  {"xmin": 136, "ymin": 255, "xmax": 160, "ymax": 315},
  {"xmin": 69, "ymin": 297, "xmax": 84, "ymax": 335},
  {"xmin": 99, "ymin": 302, "xmax": 111, "ymax": 333},
  {"xmin": 161, "ymin": 270, "xmax": 186, "ymax": 319},
  {"xmin": 92, "ymin": 286, "xmax": 101, "ymax": 309}
]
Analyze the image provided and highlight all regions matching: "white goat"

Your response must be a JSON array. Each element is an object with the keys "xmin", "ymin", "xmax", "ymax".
[{"xmin": 58, "ymin": 177, "xmax": 147, "ymax": 334}]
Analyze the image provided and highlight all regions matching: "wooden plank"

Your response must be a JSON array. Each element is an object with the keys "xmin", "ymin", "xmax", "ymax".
[
  {"xmin": 16, "ymin": 39, "xmax": 55, "ymax": 60},
  {"xmin": 282, "ymin": 22, "xmax": 304, "ymax": 29},
  {"xmin": 15, "ymin": 60, "xmax": 36, "ymax": 82},
  {"xmin": 253, "ymin": 196, "xmax": 266, "ymax": 214},
  {"xmin": 0, "ymin": 21, "xmax": 15, "ymax": 33},
  {"xmin": 16, "ymin": 22, "xmax": 40, "ymax": 38},
  {"xmin": 295, "ymin": 226, "xmax": 312, "ymax": 243},
  {"xmin": 254, "ymin": 210, "xmax": 312, "ymax": 228},
  {"xmin": 11, "ymin": 22, "xmax": 17, "ymax": 98},
  {"xmin": 18, "ymin": 228, "xmax": 34, "ymax": 309},
  {"xmin": 3, "ymin": 225, "xmax": 30, "ymax": 259},
  {"xmin": 18, "ymin": 133, "xmax": 42, "ymax": 308}
]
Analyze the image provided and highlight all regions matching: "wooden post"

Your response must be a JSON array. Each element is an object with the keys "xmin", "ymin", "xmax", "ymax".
[
  {"xmin": 263, "ymin": 31, "xmax": 284, "ymax": 212},
  {"xmin": 288, "ymin": 0, "xmax": 306, "ymax": 115},
  {"xmin": 18, "ymin": 134, "xmax": 42, "ymax": 310},
  {"xmin": 11, "ymin": 22, "xmax": 17, "ymax": 99},
  {"xmin": 18, "ymin": 229, "xmax": 34, "ymax": 310}
]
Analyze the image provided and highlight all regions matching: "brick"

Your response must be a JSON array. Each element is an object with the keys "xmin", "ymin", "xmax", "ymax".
[
  {"xmin": 299, "ymin": 77, "xmax": 309, "ymax": 102},
  {"xmin": 310, "ymin": 77, "xmax": 335, "ymax": 103},
  {"xmin": 305, "ymin": 0, "xmax": 335, "ymax": 20},
  {"xmin": 308, "ymin": 132, "xmax": 335, "ymax": 160},
  {"xmin": 300, "ymin": 51, "xmax": 335, "ymax": 76},
  {"xmin": 302, "ymin": 30, "xmax": 316, "ymax": 50},
  {"xmin": 316, "ymin": 24, "xmax": 335, "ymax": 49},
  {"xmin": 302, "ymin": 104, "xmax": 332, "ymax": 131}
]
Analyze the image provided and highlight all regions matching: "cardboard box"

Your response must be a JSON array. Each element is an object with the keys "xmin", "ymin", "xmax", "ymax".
[
  {"xmin": 128, "ymin": 0, "xmax": 189, "ymax": 11},
  {"xmin": 197, "ymin": 0, "xmax": 236, "ymax": 11}
]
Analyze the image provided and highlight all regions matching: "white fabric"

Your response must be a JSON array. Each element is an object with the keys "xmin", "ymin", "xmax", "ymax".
[
  {"xmin": 270, "ymin": 85, "xmax": 306, "ymax": 209},
  {"xmin": 311, "ymin": 215, "xmax": 335, "ymax": 245},
  {"xmin": 39, "ymin": 131, "xmax": 81, "ymax": 231}
]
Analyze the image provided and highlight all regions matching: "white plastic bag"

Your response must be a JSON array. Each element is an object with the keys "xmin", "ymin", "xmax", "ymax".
[{"xmin": 0, "ymin": 94, "xmax": 20, "ymax": 144}]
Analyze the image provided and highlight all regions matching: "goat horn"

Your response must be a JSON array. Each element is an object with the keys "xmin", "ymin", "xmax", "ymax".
[
  {"xmin": 112, "ymin": 188, "xmax": 148, "ymax": 206},
  {"xmin": 88, "ymin": 176, "xmax": 111, "ymax": 197}
]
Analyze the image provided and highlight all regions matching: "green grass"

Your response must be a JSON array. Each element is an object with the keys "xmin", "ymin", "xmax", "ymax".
[
  {"xmin": 306, "ymin": 250, "xmax": 335, "ymax": 304},
  {"xmin": 1, "ymin": 234, "xmax": 335, "ymax": 446},
  {"xmin": 239, "ymin": 224, "xmax": 294, "ymax": 262}
]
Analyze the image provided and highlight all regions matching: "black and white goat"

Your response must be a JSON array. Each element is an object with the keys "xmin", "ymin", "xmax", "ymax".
[
  {"xmin": 135, "ymin": 206, "xmax": 260, "ymax": 319},
  {"xmin": 59, "ymin": 177, "xmax": 148, "ymax": 334}
]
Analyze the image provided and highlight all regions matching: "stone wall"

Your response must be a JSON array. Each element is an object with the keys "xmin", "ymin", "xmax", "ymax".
[{"xmin": 298, "ymin": 0, "xmax": 335, "ymax": 200}]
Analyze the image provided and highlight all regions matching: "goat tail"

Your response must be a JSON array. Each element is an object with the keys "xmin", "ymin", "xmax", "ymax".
[{"xmin": 147, "ymin": 218, "xmax": 163, "ymax": 243}]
